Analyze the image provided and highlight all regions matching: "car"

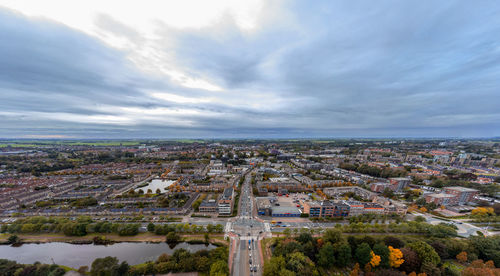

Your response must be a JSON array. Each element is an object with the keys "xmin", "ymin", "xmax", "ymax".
[{"xmin": 249, "ymin": 259, "xmax": 252, "ymax": 264}]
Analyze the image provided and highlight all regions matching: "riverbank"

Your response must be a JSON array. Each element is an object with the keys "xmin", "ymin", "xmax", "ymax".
[{"xmin": 0, "ymin": 232, "xmax": 228, "ymax": 245}]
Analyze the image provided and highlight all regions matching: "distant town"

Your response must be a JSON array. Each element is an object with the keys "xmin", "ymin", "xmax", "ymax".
[{"xmin": 0, "ymin": 139, "xmax": 499, "ymax": 275}]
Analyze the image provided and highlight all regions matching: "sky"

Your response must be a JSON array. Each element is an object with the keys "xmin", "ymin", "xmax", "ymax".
[{"xmin": 0, "ymin": 0, "xmax": 500, "ymax": 139}]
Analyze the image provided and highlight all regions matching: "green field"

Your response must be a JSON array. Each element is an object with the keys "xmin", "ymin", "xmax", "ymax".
[{"xmin": 0, "ymin": 140, "xmax": 141, "ymax": 147}]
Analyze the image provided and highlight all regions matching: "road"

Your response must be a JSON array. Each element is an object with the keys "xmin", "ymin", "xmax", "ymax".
[
  {"xmin": 407, "ymin": 212, "xmax": 489, "ymax": 237},
  {"xmin": 228, "ymin": 170, "xmax": 267, "ymax": 276}
]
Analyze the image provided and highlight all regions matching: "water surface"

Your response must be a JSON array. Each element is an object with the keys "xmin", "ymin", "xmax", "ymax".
[
  {"xmin": 135, "ymin": 179, "xmax": 175, "ymax": 193},
  {"xmin": 0, "ymin": 242, "xmax": 214, "ymax": 268}
]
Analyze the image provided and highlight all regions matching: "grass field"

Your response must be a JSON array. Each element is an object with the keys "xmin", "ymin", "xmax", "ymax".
[{"xmin": 0, "ymin": 140, "xmax": 141, "ymax": 147}]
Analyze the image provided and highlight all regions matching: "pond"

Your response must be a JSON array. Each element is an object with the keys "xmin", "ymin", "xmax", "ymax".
[
  {"xmin": 0, "ymin": 242, "xmax": 215, "ymax": 268},
  {"xmin": 135, "ymin": 179, "xmax": 175, "ymax": 193}
]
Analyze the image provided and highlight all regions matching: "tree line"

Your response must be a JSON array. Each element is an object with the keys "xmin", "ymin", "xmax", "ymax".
[
  {"xmin": 1, "ymin": 216, "xmax": 224, "ymax": 237},
  {"xmin": 264, "ymin": 228, "xmax": 500, "ymax": 276}
]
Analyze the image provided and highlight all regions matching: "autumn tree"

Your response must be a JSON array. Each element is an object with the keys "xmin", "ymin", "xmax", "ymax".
[
  {"xmin": 350, "ymin": 263, "xmax": 360, "ymax": 276},
  {"xmin": 388, "ymin": 246, "xmax": 404, "ymax": 268},
  {"xmin": 370, "ymin": 251, "xmax": 381, "ymax": 267},
  {"xmin": 456, "ymin": 251, "xmax": 468, "ymax": 263},
  {"xmin": 471, "ymin": 207, "xmax": 494, "ymax": 216}
]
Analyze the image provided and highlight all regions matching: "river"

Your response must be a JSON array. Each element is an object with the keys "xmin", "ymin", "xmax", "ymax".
[{"xmin": 0, "ymin": 242, "xmax": 215, "ymax": 268}]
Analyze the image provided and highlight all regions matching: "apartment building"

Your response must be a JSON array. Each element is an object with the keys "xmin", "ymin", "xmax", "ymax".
[
  {"xmin": 443, "ymin": 186, "xmax": 479, "ymax": 205},
  {"xmin": 217, "ymin": 187, "xmax": 234, "ymax": 216},
  {"xmin": 199, "ymin": 199, "xmax": 217, "ymax": 213}
]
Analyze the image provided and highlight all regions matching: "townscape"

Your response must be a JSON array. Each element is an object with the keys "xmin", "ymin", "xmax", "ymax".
[
  {"xmin": 1, "ymin": 1, "xmax": 500, "ymax": 275},
  {"xmin": 0, "ymin": 139, "xmax": 499, "ymax": 275}
]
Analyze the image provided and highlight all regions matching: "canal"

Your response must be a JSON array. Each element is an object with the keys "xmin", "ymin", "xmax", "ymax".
[{"xmin": 0, "ymin": 242, "xmax": 215, "ymax": 268}]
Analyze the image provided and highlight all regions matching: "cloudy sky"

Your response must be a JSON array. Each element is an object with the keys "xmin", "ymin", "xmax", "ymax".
[{"xmin": 1, "ymin": 0, "xmax": 499, "ymax": 138}]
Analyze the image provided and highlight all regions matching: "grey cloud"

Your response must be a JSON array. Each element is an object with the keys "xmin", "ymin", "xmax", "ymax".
[{"xmin": 1, "ymin": 1, "xmax": 500, "ymax": 138}]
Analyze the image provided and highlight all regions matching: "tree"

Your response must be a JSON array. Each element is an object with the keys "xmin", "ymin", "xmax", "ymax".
[
  {"xmin": 7, "ymin": 234, "xmax": 21, "ymax": 245},
  {"xmin": 420, "ymin": 262, "xmax": 440, "ymax": 276},
  {"xmin": 456, "ymin": 251, "xmax": 467, "ymax": 263},
  {"xmin": 286, "ymin": 252, "xmax": 317, "ymax": 275},
  {"xmin": 469, "ymin": 236, "xmax": 500, "ymax": 267},
  {"xmin": 335, "ymin": 242, "xmax": 352, "ymax": 267},
  {"xmin": 209, "ymin": 260, "xmax": 229, "ymax": 276},
  {"xmin": 90, "ymin": 256, "xmax": 120, "ymax": 276},
  {"xmin": 283, "ymin": 228, "xmax": 291, "ymax": 238},
  {"xmin": 462, "ymin": 259, "xmax": 499, "ymax": 276},
  {"xmin": 117, "ymin": 261, "xmax": 129, "ymax": 275},
  {"xmin": 400, "ymin": 247, "xmax": 421, "ymax": 274},
  {"xmin": 166, "ymin": 232, "xmax": 181, "ymax": 244},
  {"xmin": 429, "ymin": 241, "xmax": 449, "ymax": 260},
  {"xmin": 215, "ymin": 224, "xmax": 224, "ymax": 233},
  {"xmin": 355, "ymin": 243, "xmax": 372, "ymax": 266},
  {"xmin": 388, "ymin": 246, "xmax": 404, "ymax": 268},
  {"xmin": 78, "ymin": 266, "xmax": 89, "ymax": 274},
  {"xmin": 370, "ymin": 251, "xmax": 381, "ymax": 267},
  {"xmin": 147, "ymin": 222, "xmax": 155, "ymax": 232},
  {"xmin": 382, "ymin": 188, "xmax": 395, "ymax": 198},
  {"xmin": 414, "ymin": 216, "xmax": 426, "ymax": 223},
  {"xmin": 408, "ymin": 241, "xmax": 440, "ymax": 267},
  {"xmin": 324, "ymin": 229, "xmax": 343, "ymax": 244},
  {"xmin": 373, "ymin": 243, "xmax": 390, "ymax": 268},
  {"xmin": 297, "ymin": 232, "xmax": 313, "ymax": 245},
  {"xmin": 350, "ymin": 263, "xmax": 360, "ymax": 276},
  {"xmin": 264, "ymin": 256, "xmax": 290, "ymax": 276},
  {"xmin": 375, "ymin": 269, "xmax": 406, "ymax": 276},
  {"xmin": 493, "ymin": 203, "xmax": 500, "ymax": 215},
  {"xmin": 383, "ymin": 236, "xmax": 405, "ymax": 249},
  {"xmin": 317, "ymin": 242, "xmax": 335, "ymax": 268},
  {"xmin": 471, "ymin": 207, "xmax": 494, "ymax": 216}
]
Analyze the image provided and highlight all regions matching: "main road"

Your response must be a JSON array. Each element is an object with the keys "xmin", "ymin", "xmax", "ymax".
[{"xmin": 228, "ymin": 169, "xmax": 269, "ymax": 276}]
